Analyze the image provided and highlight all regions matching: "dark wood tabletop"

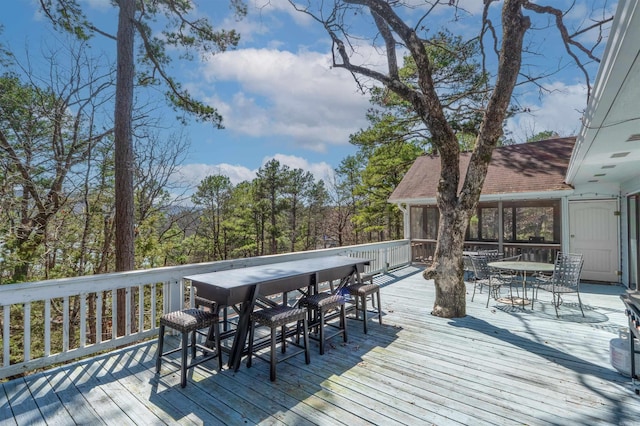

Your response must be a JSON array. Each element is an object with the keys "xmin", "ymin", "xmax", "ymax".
[{"xmin": 184, "ymin": 255, "xmax": 370, "ymax": 370}]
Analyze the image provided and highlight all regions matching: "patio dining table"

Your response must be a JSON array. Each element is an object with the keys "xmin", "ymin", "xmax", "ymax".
[
  {"xmin": 184, "ymin": 255, "xmax": 370, "ymax": 371},
  {"xmin": 488, "ymin": 261, "xmax": 555, "ymax": 308}
]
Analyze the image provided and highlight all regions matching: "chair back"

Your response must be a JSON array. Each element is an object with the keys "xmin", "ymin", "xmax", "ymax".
[
  {"xmin": 469, "ymin": 255, "xmax": 492, "ymax": 280},
  {"xmin": 191, "ymin": 282, "xmax": 220, "ymax": 310},
  {"xmin": 551, "ymin": 252, "xmax": 584, "ymax": 290},
  {"xmin": 477, "ymin": 250, "xmax": 504, "ymax": 263},
  {"xmin": 463, "ymin": 255, "xmax": 474, "ymax": 272}
]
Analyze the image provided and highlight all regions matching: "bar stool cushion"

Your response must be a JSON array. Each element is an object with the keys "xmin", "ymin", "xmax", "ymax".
[
  {"xmin": 160, "ymin": 308, "xmax": 218, "ymax": 333},
  {"xmin": 346, "ymin": 283, "xmax": 379, "ymax": 297},
  {"xmin": 302, "ymin": 293, "xmax": 345, "ymax": 310},
  {"xmin": 251, "ymin": 305, "xmax": 307, "ymax": 326}
]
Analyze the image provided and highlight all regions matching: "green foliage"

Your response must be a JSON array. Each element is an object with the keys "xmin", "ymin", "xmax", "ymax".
[
  {"xmin": 343, "ymin": 31, "xmax": 488, "ymax": 240},
  {"xmin": 120, "ymin": 1, "xmax": 245, "ymax": 126},
  {"xmin": 353, "ymin": 142, "xmax": 422, "ymax": 239},
  {"xmin": 225, "ymin": 180, "xmax": 260, "ymax": 258},
  {"xmin": 527, "ymin": 130, "xmax": 560, "ymax": 143},
  {"xmin": 353, "ymin": 31, "xmax": 489, "ymax": 156},
  {"xmin": 255, "ymin": 160, "xmax": 291, "ymax": 254},
  {"xmin": 0, "ymin": 26, "xmax": 12, "ymax": 66},
  {"xmin": 191, "ymin": 175, "xmax": 233, "ymax": 260},
  {"xmin": 38, "ymin": 0, "xmax": 91, "ymax": 40}
]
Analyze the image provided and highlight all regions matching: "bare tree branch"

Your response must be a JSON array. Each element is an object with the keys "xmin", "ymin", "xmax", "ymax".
[{"xmin": 522, "ymin": 1, "xmax": 613, "ymax": 100}]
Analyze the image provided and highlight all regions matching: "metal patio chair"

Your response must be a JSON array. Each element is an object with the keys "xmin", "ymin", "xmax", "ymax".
[
  {"xmin": 469, "ymin": 254, "xmax": 515, "ymax": 307},
  {"xmin": 532, "ymin": 252, "xmax": 585, "ymax": 317}
]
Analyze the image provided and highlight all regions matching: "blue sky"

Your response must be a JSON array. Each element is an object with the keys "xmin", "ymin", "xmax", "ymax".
[{"xmin": 2, "ymin": 0, "xmax": 616, "ymax": 192}]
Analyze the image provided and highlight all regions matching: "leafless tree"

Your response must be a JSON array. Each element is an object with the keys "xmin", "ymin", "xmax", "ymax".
[
  {"xmin": 289, "ymin": 0, "xmax": 612, "ymax": 317},
  {"xmin": 0, "ymin": 39, "xmax": 114, "ymax": 282}
]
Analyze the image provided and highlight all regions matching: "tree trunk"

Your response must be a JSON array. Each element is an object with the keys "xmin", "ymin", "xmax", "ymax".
[
  {"xmin": 425, "ymin": 0, "xmax": 530, "ymax": 318},
  {"xmin": 114, "ymin": 0, "xmax": 136, "ymax": 336},
  {"xmin": 425, "ymin": 208, "xmax": 469, "ymax": 317}
]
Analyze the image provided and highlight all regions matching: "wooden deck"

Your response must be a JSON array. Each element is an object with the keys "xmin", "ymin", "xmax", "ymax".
[{"xmin": 2, "ymin": 265, "xmax": 640, "ymax": 425}]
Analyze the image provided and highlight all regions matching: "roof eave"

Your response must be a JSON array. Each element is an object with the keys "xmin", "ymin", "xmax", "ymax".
[{"xmin": 388, "ymin": 189, "xmax": 574, "ymax": 206}]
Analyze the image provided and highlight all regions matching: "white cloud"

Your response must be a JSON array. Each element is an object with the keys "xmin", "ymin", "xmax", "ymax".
[
  {"xmin": 507, "ymin": 82, "xmax": 588, "ymax": 142},
  {"xmin": 176, "ymin": 153, "xmax": 333, "ymax": 190},
  {"xmin": 265, "ymin": 154, "xmax": 335, "ymax": 184},
  {"xmin": 561, "ymin": 2, "xmax": 616, "ymax": 45},
  {"xmin": 454, "ymin": 0, "xmax": 487, "ymax": 16},
  {"xmin": 249, "ymin": 0, "xmax": 317, "ymax": 26},
  {"xmin": 216, "ymin": 0, "xmax": 317, "ymax": 45},
  {"xmin": 177, "ymin": 163, "xmax": 255, "ymax": 187},
  {"xmin": 80, "ymin": 0, "xmax": 111, "ymax": 11},
  {"xmin": 199, "ymin": 47, "xmax": 372, "ymax": 152}
]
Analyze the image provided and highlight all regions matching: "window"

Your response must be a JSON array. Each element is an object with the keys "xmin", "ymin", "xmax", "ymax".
[
  {"xmin": 468, "ymin": 214, "xmax": 479, "ymax": 239},
  {"xmin": 467, "ymin": 200, "xmax": 560, "ymax": 243},
  {"xmin": 410, "ymin": 206, "xmax": 438, "ymax": 239},
  {"xmin": 481, "ymin": 207, "xmax": 499, "ymax": 240},
  {"xmin": 514, "ymin": 206, "xmax": 554, "ymax": 242}
]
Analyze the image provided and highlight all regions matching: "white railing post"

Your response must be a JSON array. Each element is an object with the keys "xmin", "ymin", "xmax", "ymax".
[
  {"xmin": 44, "ymin": 300, "xmax": 51, "ymax": 356},
  {"xmin": 3, "ymin": 307, "xmax": 9, "ymax": 367},
  {"xmin": 138, "ymin": 285, "xmax": 144, "ymax": 333},
  {"xmin": 24, "ymin": 303, "xmax": 31, "ymax": 362},
  {"xmin": 151, "ymin": 283, "xmax": 157, "ymax": 330},
  {"xmin": 80, "ymin": 293, "xmax": 86, "ymax": 349},
  {"xmin": 125, "ymin": 287, "xmax": 131, "ymax": 336},
  {"xmin": 383, "ymin": 248, "xmax": 389, "ymax": 273},
  {"xmin": 112, "ymin": 292, "xmax": 118, "ymax": 341},
  {"xmin": 168, "ymin": 279, "xmax": 182, "ymax": 314},
  {"xmin": 97, "ymin": 292, "xmax": 103, "ymax": 344},
  {"xmin": 63, "ymin": 297, "xmax": 69, "ymax": 352}
]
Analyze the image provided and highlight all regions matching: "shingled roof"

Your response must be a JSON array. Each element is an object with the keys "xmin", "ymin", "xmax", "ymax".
[{"xmin": 388, "ymin": 137, "xmax": 576, "ymax": 203}]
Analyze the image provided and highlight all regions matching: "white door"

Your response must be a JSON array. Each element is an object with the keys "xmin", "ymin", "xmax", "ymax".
[{"xmin": 569, "ymin": 199, "xmax": 619, "ymax": 282}]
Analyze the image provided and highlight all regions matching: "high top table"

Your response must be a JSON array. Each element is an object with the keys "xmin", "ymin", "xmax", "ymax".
[
  {"xmin": 488, "ymin": 261, "xmax": 555, "ymax": 308},
  {"xmin": 184, "ymin": 255, "xmax": 370, "ymax": 371}
]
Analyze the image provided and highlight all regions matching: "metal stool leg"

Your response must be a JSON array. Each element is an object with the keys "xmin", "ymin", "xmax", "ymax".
[
  {"xmin": 303, "ymin": 317, "xmax": 311, "ymax": 364},
  {"xmin": 318, "ymin": 308, "xmax": 326, "ymax": 355},
  {"xmin": 360, "ymin": 293, "xmax": 368, "ymax": 334},
  {"xmin": 180, "ymin": 331, "xmax": 189, "ymax": 388},
  {"xmin": 340, "ymin": 304, "xmax": 348, "ymax": 342},
  {"xmin": 270, "ymin": 326, "xmax": 277, "ymax": 382},
  {"xmin": 156, "ymin": 324, "xmax": 165, "ymax": 373}
]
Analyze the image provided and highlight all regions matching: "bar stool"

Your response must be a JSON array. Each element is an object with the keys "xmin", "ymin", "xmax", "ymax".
[
  {"xmin": 345, "ymin": 274, "xmax": 382, "ymax": 334},
  {"xmin": 156, "ymin": 307, "xmax": 221, "ymax": 388},
  {"xmin": 246, "ymin": 305, "xmax": 310, "ymax": 382},
  {"xmin": 300, "ymin": 293, "xmax": 347, "ymax": 355}
]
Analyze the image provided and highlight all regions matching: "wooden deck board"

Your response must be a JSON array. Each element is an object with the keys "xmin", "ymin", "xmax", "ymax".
[
  {"xmin": 316, "ymin": 332, "xmax": 542, "ymax": 425},
  {"xmin": 116, "ymin": 345, "xmax": 241, "ymax": 425},
  {"xmin": 3, "ymin": 378, "xmax": 47, "ymax": 426},
  {"xmin": 23, "ymin": 374, "xmax": 73, "ymax": 426},
  {"xmin": 0, "ymin": 382, "xmax": 17, "ymax": 426},
  {"xmin": 43, "ymin": 370, "xmax": 106, "ymax": 425},
  {"xmin": 2, "ymin": 265, "xmax": 640, "ymax": 425}
]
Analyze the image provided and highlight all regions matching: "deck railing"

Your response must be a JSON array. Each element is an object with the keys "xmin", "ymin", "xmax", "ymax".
[
  {"xmin": 411, "ymin": 239, "xmax": 560, "ymax": 264},
  {"xmin": 0, "ymin": 240, "xmax": 410, "ymax": 380}
]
